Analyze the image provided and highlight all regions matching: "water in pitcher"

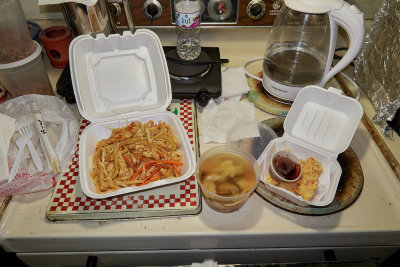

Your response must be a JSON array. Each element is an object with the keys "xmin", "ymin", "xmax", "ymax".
[{"xmin": 263, "ymin": 42, "xmax": 326, "ymax": 87}]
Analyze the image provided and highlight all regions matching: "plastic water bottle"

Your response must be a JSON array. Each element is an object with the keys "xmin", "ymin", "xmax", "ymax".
[{"xmin": 174, "ymin": 0, "xmax": 201, "ymax": 60}]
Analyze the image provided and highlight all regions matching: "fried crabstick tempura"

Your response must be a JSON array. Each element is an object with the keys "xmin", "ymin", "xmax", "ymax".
[
  {"xmin": 90, "ymin": 120, "xmax": 183, "ymax": 193},
  {"xmin": 267, "ymin": 157, "xmax": 323, "ymax": 201}
]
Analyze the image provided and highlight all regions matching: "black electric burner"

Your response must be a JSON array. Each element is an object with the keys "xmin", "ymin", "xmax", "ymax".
[{"xmin": 163, "ymin": 46, "xmax": 223, "ymax": 106}]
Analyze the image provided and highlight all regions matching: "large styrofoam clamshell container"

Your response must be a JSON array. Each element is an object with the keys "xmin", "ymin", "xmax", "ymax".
[
  {"xmin": 69, "ymin": 30, "xmax": 196, "ymax": 199},
  {"xmin": 258, "ymin": 86, "xmax": 363, "ymax": 206}
]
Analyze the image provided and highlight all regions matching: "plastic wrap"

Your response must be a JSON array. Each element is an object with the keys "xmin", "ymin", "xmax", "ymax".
[
  {"xmin": 0, "ymin": 94, "xmax": 79, "ymax": 197},
  {"xmin": 354, "ymin": 0, "xmax": 400, "ymax": 139}
]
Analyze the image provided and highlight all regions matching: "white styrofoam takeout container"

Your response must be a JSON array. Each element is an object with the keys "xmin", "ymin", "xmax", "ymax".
[
  {"xmin": 69, "ymin": 29, "xmax": 196, "ymax": 199},
  {"xmin": 258, "ymin": 86, "xmax": 363, "ymax": 206}
]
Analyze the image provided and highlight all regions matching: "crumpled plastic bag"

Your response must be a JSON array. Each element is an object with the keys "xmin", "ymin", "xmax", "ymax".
[{"xmin": 0, "ymin": 94, "xmax": 79, "ymax": 197}]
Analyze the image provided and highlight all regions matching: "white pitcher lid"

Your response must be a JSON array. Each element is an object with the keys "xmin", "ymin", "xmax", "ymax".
[{"xmin": 284, "ymin": 0, "xmax": 344, "ymax": 14}]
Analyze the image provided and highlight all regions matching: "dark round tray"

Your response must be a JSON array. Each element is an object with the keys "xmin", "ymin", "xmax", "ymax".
[{"xmin": 256, "ymin": 117, "xmax": 364, "ymax": 216}]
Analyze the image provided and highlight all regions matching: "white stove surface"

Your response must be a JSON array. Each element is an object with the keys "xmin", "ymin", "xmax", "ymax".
[{"xmin": 0, "ymin": 27, "xmax": 399, "ymax": 265}]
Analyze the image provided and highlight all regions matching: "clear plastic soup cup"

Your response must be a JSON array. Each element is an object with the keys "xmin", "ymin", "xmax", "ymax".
[
  {"xmin": 196, "ymin": 145, "xmax": 261, "ymax": 213},
  {"xmin": 226, "ymin": 120, "xmax": 277, "ymax": 160},
  {"xmin": 0, "ymin": 0, "xmax": 35, "ymax": 64},
  {"xmin": 0, "ymin": 41, "xmax": 53, "ymax": 97}
]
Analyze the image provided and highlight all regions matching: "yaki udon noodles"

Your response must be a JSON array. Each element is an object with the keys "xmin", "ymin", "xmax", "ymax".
[{"xmin": 90, "ymin": 120, "xmax": 183, "ymax": 193}]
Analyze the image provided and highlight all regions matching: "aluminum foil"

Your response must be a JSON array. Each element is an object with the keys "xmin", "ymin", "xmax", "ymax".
[{"xmin": 354, "ymin": 0, "xmax": 400, "ymax": 139}]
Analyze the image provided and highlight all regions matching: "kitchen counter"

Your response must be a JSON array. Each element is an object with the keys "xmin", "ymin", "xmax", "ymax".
[{"xmin": 1, "ymin": 23, "xmax": 400, "ymax": 266}]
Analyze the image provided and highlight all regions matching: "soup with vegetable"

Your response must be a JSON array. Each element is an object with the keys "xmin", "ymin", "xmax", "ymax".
[{"xmin": 199, "ymin": 153, "xmax": 257, "ymax": 197}]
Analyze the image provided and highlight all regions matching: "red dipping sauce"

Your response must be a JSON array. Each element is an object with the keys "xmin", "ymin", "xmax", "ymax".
[{"xmin": 273, "ymin": 154, "xmax": 301, "ymax": 181}]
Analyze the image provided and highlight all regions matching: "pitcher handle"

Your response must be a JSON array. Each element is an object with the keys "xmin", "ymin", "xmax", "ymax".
[
  {"xmin": 321, "ymin": 2, "xmax": 365, "ymax": 86},
  {"xmin": 243, "ymin": 57, "xmax": 264, "ymax": 82}
]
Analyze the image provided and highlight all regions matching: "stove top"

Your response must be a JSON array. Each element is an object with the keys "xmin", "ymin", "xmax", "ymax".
[{"xmin": 163, "ymin": 46, "xmax": 222, "ymax": 106}]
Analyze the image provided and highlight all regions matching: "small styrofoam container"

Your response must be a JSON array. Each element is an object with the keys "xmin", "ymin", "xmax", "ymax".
[
  {"xmin": 70, "ymin": 29, "xmax": 196, "ymax": 199},
  {"xmin": 258, "ymin": 86, "xmax": 363, "ymax": 206}
]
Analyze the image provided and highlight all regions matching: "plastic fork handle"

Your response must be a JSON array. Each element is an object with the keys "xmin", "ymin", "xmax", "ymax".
[
  {"xmin": 26, "ymin": 140, "xmax": 43, "ymax": 172},
  {"xmin": 8, "ymin": 147, "xmax": 25, "ymax": 183}
]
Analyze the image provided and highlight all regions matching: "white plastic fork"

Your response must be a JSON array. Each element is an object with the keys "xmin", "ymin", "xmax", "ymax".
[
  {"xmin": 19, "ymin": 125, "xmax": 43, "ymax": 172},
  {"xmin": 8, "ymin": 129, "xmax": 32, "ymax": 183}
]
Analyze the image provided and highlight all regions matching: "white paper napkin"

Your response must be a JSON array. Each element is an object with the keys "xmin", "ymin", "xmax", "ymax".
[
  {"xmin": 191, "ymin": 259, "xmax": 219, "ymax": 267},
  {"xmin": 217, "ymin": 67, "xmax": 250, "ymax": 101},
  {"xmin": 202, "ymin": 99, "xmax": 257, "ymax": 143},
  {"xmin": 0, "ymin": 113, "xmax": 17, "ymax": 181}
]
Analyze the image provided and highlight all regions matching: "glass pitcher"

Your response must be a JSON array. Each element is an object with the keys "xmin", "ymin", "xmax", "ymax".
[{"xmin": 262, "ymin": 0, "xmax": 365, "ymax": 103}]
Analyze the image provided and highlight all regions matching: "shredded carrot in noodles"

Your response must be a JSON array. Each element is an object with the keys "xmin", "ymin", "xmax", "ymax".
[{"xmin": 90, "ymin": 121, "xmax": 183, "ymax": 193}]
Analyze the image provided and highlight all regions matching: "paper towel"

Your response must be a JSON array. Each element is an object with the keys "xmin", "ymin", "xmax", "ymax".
[
  {"xmin": 191, "ymin": 259, "xmax": 219, "ymax": 267},
  {"xmin": 217, "ymin": 67, "xmax": 250, "ymax": 101},
  {"xmin": 201, "ymin": 99, "xmax": 257, "ymax": 143}
]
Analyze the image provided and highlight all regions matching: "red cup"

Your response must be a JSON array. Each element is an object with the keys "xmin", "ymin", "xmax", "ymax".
[{"xmin": 39, "ymin": 26, "xmax": 73, "ymax": 69}]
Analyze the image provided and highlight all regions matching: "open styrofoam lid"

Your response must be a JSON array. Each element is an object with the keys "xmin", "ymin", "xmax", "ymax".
[
  {"xmin": 283, "ymin": 86, "xmax": 363, "ymax": 156},
  {"xmin": 69, "ymin": 29, "xmax": 172, "ymax": 123}
]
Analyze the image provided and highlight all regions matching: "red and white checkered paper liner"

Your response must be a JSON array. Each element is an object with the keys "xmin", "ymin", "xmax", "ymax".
[{"xmin": 47, "ymin": 99, "xmax": 200, "ymax": 221}]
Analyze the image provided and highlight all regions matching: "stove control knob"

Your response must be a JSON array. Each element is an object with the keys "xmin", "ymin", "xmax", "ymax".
[
  {"xmin": 247, "ymin": 0, "xmax": 266, "ymax": 20},
  {"xmin": 143, "ymin": 0, "xmax": 162, "ymax": 20},
  {"xmin": 207, "ymin": 0, "xmax": 233, "ymax": 22},
  {"xmin": 110, "ymin": 3, "xmax": 122, "ymax": 18},
  {"xmin": 198, "ymin": 91, "xmax": 210, "ymax": 107}
]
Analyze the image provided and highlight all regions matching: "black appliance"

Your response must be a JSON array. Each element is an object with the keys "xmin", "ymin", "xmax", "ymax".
[{"xmin": 164, "ymin": 46, "xmax": 224, "ymax": 106}]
